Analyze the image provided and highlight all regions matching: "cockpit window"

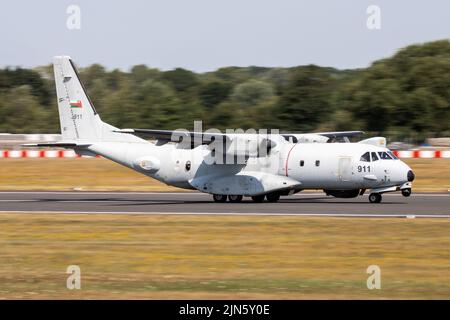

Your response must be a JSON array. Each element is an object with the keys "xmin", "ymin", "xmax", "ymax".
[
  {"xmin": 360, "ymin": 152, "xmax": 370, "ymax": 162},
  {"xmin": 388, "ymin": 151, "xmax": 398, "ymax": 159},
  {"xmin": 371, "ymin": 152, "xmax": 379, "ymax": 161},
  {"xmin": 378, "ymin": 151, "xmax": 393, "ymax": 160}
]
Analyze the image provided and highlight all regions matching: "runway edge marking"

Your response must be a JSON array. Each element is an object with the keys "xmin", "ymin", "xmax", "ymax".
[{"xmin": 0, "ymin": 210, "xmax": 449, "ymax": 218}]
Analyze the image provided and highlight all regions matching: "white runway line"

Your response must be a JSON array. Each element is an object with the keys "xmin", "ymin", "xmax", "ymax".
[
  {"xmin": 0, "ymin": 200, "xmax": 170, "ymax": 203},
  {"xmin": 0, "ymin": 199, "xmax": 37, "ymax": 202},
  {"xmin": 0, "ymin": 191, "xmax": 448, "ymax": 197},
  {"xmin": 0, "ymin": 210, "xmax": 449, "ymax": 218}
]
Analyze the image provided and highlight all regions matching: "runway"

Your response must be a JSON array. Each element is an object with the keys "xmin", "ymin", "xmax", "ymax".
[{"xmin": 1, "ymin": 191, "xmax": 450, "ymax": 217}]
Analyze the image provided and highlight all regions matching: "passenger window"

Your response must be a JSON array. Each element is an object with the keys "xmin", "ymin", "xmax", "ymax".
[
  {"xmin": 315, "ymin": 160, "xmax": 320, "ymax": 167},
  {"xmin": 360, "ymin": 152, "xmax": 370, "ymax": 162},
  {"xmin": 371, "ymin": 152, "xmax": 379, "ymax": 161},
  {"xmin": 378, "ymin": 152, "xmax": 393, "ymax": 160},
  {"xmin": 299, "ymin": 160, "xmax": 304, "ymax": 167}
]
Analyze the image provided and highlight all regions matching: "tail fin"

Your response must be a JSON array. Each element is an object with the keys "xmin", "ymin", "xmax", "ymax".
[
  {"xmin": 53, "ymin": 56, "xmax": 146, "ymax": 145},
  {"xmin": 53, "ymin": 56, "xmax": 102, "ymax": 141}
]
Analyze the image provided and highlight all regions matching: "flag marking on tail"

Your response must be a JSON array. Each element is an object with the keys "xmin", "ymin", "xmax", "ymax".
[{"xmin": 70, "ymin": 100, "xmax": 82, "ymax": 108}]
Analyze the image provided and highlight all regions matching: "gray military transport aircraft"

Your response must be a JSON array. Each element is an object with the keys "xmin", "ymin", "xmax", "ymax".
[{"xmin": 25, "ymin": 56, "xmax": 415, "ymax": 203}]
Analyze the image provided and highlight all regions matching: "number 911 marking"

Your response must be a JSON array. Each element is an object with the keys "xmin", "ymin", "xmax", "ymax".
[{"xmin": 358, "ymin": 165, "xmax": 370, "ymax": 173}]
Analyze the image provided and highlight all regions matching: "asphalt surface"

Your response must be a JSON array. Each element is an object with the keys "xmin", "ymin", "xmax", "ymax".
[{"xmin": 0, "ymin": 191, "xmax": 450, "ymax": 217}]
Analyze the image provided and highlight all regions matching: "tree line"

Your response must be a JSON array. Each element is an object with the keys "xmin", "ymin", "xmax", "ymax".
[{"xmin": 0, "ymin": 40, "xmax": 448, "ymax": 142}]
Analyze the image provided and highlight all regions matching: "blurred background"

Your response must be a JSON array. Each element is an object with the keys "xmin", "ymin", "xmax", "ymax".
[{"xmin": 0, "ymin": 0, "xmax": 449, "ymax": 148}]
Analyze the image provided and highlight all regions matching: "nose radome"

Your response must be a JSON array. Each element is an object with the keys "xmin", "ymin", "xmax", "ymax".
[{"xmin": 407, "ymin": 170, "xmax": 415, "ymax": 182}]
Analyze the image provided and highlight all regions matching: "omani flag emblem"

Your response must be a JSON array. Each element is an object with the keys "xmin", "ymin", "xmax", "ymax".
[{"xmin": 70, "ymin": 100, "xmax": 82, "ymax": 108}]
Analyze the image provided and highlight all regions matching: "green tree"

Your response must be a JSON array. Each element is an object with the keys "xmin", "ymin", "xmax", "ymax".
[
  {"xmin": 276, "ymin": 65, "xmax": 334, "ymax": 131},
  {"xmin": 199, "ymin": 81, "xmax": 232, "ymax": 109},
  {"xmin": 0, "ymin": 86, "xmax": 49, "ymax": 133},
  {"xmin": 162, "ymin": 68, "xmax": 199, "ymax": 92},
  {"xmin": 230, "ymin": 80, "xmax": 274, "ymax": 108}
]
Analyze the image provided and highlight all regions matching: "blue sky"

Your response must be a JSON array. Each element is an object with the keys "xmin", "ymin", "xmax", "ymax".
[{"xmin": 1, "ymin": 0, "xmax": 449, "ymax": 71}]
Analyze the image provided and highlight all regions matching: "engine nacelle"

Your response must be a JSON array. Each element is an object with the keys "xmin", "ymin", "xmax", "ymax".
[{"xmin": 324, "ymin": 189, "xmax": 360, "ymax": 198}]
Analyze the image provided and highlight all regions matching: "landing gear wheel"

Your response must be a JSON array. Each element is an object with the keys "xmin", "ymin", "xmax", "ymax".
[
  {"xmin": 401, "ymin": 188, "xmax": 411, "ymax": 197},
  {"xmin": 213, "ymin": 194, "xmax": 227, "ymax": 203},
  {"xmin": 369, "ymin": 193, "xmax": 382, "ymax": 203},
  {"xmin": 228, "ymin": 195, "xmax": 243, "ymax": 203},
  {"xmin": 266, "ymin": 193, "xmax": 280, "ymax": 203},
  {"xmin": 251, "ymin": 195, "xmax": 265, "ymax": 203}
]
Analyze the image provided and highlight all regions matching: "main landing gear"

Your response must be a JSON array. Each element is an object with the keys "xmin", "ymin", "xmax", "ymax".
[
  {"xmin": 251, "ymin": 195, "xmax": 265, "ymax": 203},
  {"xmin": 212, "ymin": 193, "xmax": 281, "ymax": 203},
  {"xmin": 228, "ymin": 195, "xmax": 243, "ymax": 203},
  {"xmin": 212, "ymin": 194, "xmax": 244, "ymax": 203},
  {"xmin": 368, "ymin": 193, "xmax": 382, "ymax": 203},
  {"xmin": 212, "ymin": 194, "xmax": 227, "ymax": 202},
  {"xmin": 265, "ymin": 193, "xmax": 281, "ymax": 203}
]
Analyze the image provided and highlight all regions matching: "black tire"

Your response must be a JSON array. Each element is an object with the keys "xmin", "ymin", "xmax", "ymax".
[
  {"xmin": 266, "ymin": 193, "xmax": 280, "ymax": 203},
  {"xmin": 369, "ymin": 193, "xmax": 382, "ymax": 203},
  {"xmin": 401, "ymin": 188, "xmax": 411, "ymax": 197},
  {"xmin": 251, "ymin": 195, "xmax": 265, "ymax": 203},
  {"xmin": 213, "ymin": 194, "xmax": 227, "ymax": 203},
  {"xmin": 228, "ymin": 195, "xmax": 243, "ymax": 203}
]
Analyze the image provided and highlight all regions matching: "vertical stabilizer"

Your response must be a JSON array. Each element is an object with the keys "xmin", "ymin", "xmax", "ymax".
[{"xmin": 53, "ymin": 56, "xmax": 102, "ymax": 141}]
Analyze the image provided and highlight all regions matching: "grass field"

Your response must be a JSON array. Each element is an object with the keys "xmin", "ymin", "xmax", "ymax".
[
  {"xmin": 0, "ymin": 213, "xmax": 449, "ymax": 299},
  {"xmin": 0, "ymin": 158, "xmax": 449, "ymax": 299},
  {"xmin": 0, "ymin": 158, "xmax": 178, "ymax": 191},
  {"xmin": 0, "ymin": 158, "xmax": 449, "ymax": 192}
]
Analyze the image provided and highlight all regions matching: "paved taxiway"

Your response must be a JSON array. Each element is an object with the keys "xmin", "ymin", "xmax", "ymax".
[{"xmin": 0, "ymin": 192, "xmax": 449, "ymax": 217}]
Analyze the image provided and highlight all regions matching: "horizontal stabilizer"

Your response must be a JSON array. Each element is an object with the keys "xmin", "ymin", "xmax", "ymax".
[{"xmin": 22, "ymin": 142, "xmax": 92, "ymax": 148}]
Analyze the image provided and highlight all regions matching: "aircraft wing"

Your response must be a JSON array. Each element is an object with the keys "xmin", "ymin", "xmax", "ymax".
[
  {"xmin": 114, "ymin": 128, "xmax": 275, "ymax": 156},
  {"xmin": 114, "ymin": 129, "xmax": 228, "ymax": 143},
  {"xmin": 115, "ymin": 128, "xmax": 364, "ymax": 145},
  {"xmin": 116, "ymin": 129, "xmax": 363, "ymax": 139},
  {"xmin": 312, "ymin": 131, "xmax": 364, "ymax": 138}
]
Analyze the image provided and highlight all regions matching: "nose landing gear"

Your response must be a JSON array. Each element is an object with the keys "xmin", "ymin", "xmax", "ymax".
[
  {"xmin": 368, "ymin": 193, "xmax": 382, "ymax": 203},
  {"xmin": 401, "ymin": 188, "xmax": 411, "ymax": 197}
]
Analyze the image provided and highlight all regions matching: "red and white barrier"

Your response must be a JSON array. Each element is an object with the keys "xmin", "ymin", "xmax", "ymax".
[
  {"xmin": 0, "ymin": 149, "xmax": 449, "ymax": 159},
  {"xmin": 0, "ymin": 150, "xmax": 82, "ymax": 158},
  {"xmin": 393, "ymin": 150, "xmax": 450, "ymax": 159}
]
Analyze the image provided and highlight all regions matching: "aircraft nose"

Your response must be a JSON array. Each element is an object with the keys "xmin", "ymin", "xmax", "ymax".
[{"xmin": 407, "ymin": 170, "xmax": 415, "ymax": 182}]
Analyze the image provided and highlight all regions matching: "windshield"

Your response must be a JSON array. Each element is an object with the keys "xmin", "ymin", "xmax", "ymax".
[
  {"xmin": 360, "ymin": 151, "xmax": 398, "ymax": 161},
  {"xmin": 371, "ymin": 152, "xmax": 379, "ymax": 161},
  {"xmin": 378, "ymin": 151, "xmax": 393, "ymax": 160}
]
